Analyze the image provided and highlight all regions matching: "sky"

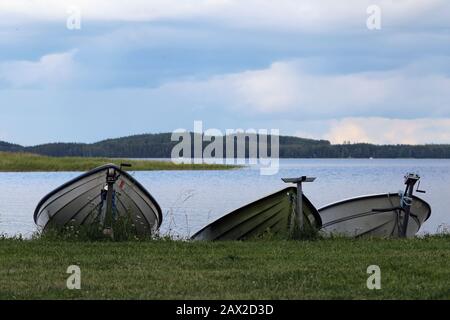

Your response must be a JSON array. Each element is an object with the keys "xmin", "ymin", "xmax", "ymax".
[{"xmin": 0, "ymin": 0, "xmax": 449, "ymax": 146}]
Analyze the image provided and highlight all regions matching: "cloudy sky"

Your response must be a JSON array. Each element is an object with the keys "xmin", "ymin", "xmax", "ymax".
[{"xmin": 1, "ymin": 0, "xmax": 449, "ymax": 146}]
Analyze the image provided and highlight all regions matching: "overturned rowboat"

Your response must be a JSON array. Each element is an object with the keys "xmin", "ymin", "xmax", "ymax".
[
  {"xmin": 192, "ymin": 177, "xmax": 322, "ymax": 241},
  {"xmin": 319, "ymin": 173, "xmax": 431, "ymax": 238},
  {"xmin": 34, "ymin": 163, "xmax": 162, "ymax": 235}
]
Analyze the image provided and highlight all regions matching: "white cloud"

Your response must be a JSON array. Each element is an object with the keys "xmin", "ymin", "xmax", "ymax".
[
  {"xmin": 151, "ymin": 59, "xmax": 450, "ymax": 119},
  {"xmin": 130, "ymin": 58, "xmax": 450, "ymax": 143},
  {"xmin": 0, "ymin": 0, "xmax": 449, "ymax": 31},
  {"xmin": 322, "ymin": 117, "xmax": 450, "ymax": 145},
  {"xmin": 229, "ymin": 62, "xmax": 301, "ymax": 113},
  {"xmin": 0, "ymin": 50, "xmax": 77, "ymax": 88},
  {"xmin": 227, "ymin": 61, "xmax": 390, "ymax": 115}
]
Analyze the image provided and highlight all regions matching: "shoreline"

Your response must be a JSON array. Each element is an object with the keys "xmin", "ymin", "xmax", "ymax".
[{"xmin": 0, "ymin": 152, "xmax": 240, "ymax": 172}]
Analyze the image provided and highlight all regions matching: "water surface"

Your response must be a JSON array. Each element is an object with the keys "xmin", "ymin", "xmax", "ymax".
[{"xmin": 0, "ymin": 159, "xmax": 449, "ymax": 238}]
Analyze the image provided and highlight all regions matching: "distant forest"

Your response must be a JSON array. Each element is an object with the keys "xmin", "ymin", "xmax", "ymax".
[{"xmin": 1, "ymin": 133, "xmax": 450, "ymax": 158}]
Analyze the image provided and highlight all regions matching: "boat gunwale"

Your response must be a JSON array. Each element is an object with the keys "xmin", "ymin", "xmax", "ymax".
[
  {"xmin": 33, "ymin": 163, "xmax": 163, "ymax": 228},
  {"xmin": 318, "ymin": 192, "xmax": 432, "ymax": 221}
]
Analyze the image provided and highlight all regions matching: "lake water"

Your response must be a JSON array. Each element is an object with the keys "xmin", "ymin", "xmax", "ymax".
[{"xmin": 0, "ymin": 159, "xmax": 449, "ymax": 238}]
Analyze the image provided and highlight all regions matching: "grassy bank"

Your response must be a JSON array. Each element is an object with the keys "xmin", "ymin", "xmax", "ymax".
[
  {"xmin": 0, "ymin": 152, "xmax": 238, "ymax": 172},
  {"xmin": 0, "ymin": 236, "xmax": 449, "ymax": 299}
]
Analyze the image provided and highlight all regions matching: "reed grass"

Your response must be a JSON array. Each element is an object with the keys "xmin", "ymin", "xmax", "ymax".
[{"xmin": 0, "ymin": 152, "xmax": 239, "ymax": 172}]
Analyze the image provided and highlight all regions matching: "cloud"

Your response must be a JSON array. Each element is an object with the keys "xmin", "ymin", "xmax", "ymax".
[
  {"xmin": 322, "ymin": 117, "xmax": 450, "ymax": 145},
  {"xmin": 1, "ymin": 53, "xmax": 448, "ymax": 144},
  {"xmin": 1, "ymin": 0, "xmax": 449, "ymax": 31},
  {"xmin": 0, "ymin": 1, "xmax": 449, "ymax": 145},
  {"xmin": 227, "ymin": 61, "xmax": 388, "ymax": 115},
  {"xmin": 149, "ymin": 59, "xmax": 450, "ymax": 120},
  {"xmin": 0, "ymin": 50, "xmax": 77, "ymax": 88},
  {"xmin": 229, "ymin": 62, "xmax": 301, "ymax": 113}
]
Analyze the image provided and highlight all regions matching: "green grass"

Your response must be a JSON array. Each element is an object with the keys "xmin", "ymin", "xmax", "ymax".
[
  {"xmin": 0, "ymin": 152, "xmax": 238, "ymax": 172},
  {"xmin": 0, "ymin": 236, "xmax": 449, "ymax": 299}
]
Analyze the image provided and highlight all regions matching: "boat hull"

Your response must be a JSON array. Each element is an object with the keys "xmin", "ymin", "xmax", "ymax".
[
  {"xmin": 191, "ymin": 187, "xmax": 322, "ymax": 241},
  {"xmin": 34, "ymin": 164, "xmax": 162, "ymax": 235},
  {"xmin": 319, "ymin": 193, "xmax": 431, "ymax": 238}
]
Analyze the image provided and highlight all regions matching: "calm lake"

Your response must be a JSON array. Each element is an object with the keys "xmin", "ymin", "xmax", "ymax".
[{"xmin": 0, "ymin": 159, "xmax": 449, "ymax": 238}]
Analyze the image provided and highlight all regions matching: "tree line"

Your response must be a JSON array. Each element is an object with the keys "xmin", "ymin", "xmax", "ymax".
[{"xmin": 1, "ymin": 133, "xmax": 450, "ymax": 158}]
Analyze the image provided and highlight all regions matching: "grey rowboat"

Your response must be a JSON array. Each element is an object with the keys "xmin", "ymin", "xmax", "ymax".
[
  {"xmin": 319, "ymin": 193, "xmax": 431, "ymax": 238},
  {"xmin": 34, "ymin": 164, "xmax": 162, "ymax": 235},
  {"xmin": 191, "ymin": 187, "xmax": 322, "ymax": 241},
  {"xmin": 319, "ymin": 173, "xmax": 431, "ymax": 238}
]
